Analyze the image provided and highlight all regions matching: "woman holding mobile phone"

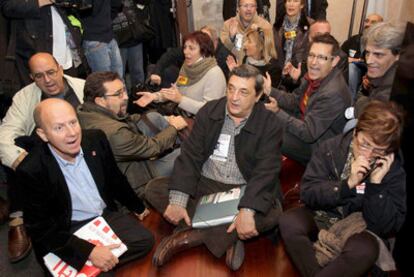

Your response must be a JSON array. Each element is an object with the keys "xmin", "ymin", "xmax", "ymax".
[{"xmin": 278, "ymin": 100, "xmax": 406, "ymax": 276}]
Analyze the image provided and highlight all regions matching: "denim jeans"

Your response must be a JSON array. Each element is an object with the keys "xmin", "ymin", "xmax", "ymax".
[
  {"xmin": 120, "ymin": 43, "xmax": 145, "ymax": 89},
  {"xmin": 135, "ymin": 111, "xmax": 180, "ymax": 177},
  {"xmin": 82, "ymin": 39, "xmax": 124, "ymax": 79}
]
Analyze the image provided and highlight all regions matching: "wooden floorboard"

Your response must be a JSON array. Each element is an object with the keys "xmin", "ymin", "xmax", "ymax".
[
  {"xmin": 115, "ymin": 209, "xmax": 300, "ymax": 277},
  {"xmin": 116, "ymin": 157, "xmax": 305, "ymax": 277}
]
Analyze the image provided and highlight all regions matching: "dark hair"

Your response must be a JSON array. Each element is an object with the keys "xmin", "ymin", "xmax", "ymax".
[
  {"xmin": 182, "ymin": 31, "xmax": 215, "ymax": 57},
  {"xmin": 229, "ymin": 64, "xmax": 264, "ymax": 96},
  {"xmin": 309, "ymin": 33, "xmax": 340, "ymax": 56},
  {"xmin": 83, "ymin": 71, "xmax": 121, "ymax": 102},
  {"xmin": 274, "ymin": 0, "xmax": 309, "ymax": 31},
  {"xmin": 356, "ymin": 100, "xmax": 404, "ymax": 153}
]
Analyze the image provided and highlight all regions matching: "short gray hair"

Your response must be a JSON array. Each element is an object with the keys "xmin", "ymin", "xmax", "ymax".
[{"xmin": 362, "ymin": 21, "xmax": 405, "ymax": 55}]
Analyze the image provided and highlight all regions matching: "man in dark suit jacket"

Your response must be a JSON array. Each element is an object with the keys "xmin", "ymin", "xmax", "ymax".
[
  {"xmin": 146, "ymin": 65, "xmax": 283, "ymax": 271},
  {"xmin": 16, "ymin": 98, "xmax": 154, "ymax": 274},
  {"xmin": 267, "ymin": 34, "xmax": 351, "ymax": 165}
]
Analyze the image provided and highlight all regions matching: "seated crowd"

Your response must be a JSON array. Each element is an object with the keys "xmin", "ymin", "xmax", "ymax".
[{"xmin": 0, "ymin": 0, "xmax": 409, "ymax": 276}]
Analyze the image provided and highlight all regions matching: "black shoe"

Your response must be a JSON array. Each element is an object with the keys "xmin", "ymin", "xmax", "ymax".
[
  {"xmin": 0, "ymin": 196, "xmax": 9, "ymax": 225},
  {"xmin": 225, "ymin": 239, "xmax": 245, "ymax": 271}
]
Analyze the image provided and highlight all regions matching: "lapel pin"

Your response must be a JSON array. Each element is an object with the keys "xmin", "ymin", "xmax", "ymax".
[{"xmin": 92, "ymin": 151, "xmax": 96, "ymax": 156}]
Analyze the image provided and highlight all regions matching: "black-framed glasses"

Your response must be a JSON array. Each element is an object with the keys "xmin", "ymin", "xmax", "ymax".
[
  {"xmin": 307, "ymin": 53, "xmax": 334, "ymax": 63},
  {"xmin": 31, "ymin": 68, "xmax": 59, "ymax": 80},
  {"xmin": 104, "ymin": 87, "xmax": 127, "ymax": 98}
]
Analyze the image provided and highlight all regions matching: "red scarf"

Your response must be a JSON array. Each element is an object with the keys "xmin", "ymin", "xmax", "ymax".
[{"xmin": 299, "ymin": 74, "xmax": 321, "ymax": 119}]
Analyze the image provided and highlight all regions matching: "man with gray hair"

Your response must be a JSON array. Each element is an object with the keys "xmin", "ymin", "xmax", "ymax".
[
  {"xmin": 350, "ymin": 21, "xmax": 405, "ymax": 117},
  {"xmin": 146, "ymin": 64, "xmax": 283, "ymax": 270}
]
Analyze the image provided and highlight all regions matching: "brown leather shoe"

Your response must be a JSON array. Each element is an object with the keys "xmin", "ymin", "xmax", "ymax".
[
  {"xmin": 0, "ymin": 196, "xmax": 9, "ymax": 225},
  {"xmin": 153, "ymin": 228, "xmax": 204, "ymax": 266},
  {"xmin": 8, "ymin": 218, "xmax": 32, "ymax": 263},
  {"xmin": 225, "ymin": 239, "xmax": 245, "ymax": 271}
]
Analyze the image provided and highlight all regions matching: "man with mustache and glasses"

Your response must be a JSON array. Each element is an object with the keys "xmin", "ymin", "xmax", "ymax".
[
  {"xmin": 265, "ymin": 33, "xmax": 351, "ymax": 165},
  {"xmin": 77, "ymin": 72, "xmax": 188, "ymax": 199}
]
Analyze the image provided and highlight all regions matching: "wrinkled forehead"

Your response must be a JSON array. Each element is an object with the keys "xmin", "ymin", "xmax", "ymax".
[
  {"xmin": 239, "ymin": 0, "xmax": 257, "ymax": 6},
  {"xmin": 30, "ymin": 57, "xmax": 58, "ymax": 73}
]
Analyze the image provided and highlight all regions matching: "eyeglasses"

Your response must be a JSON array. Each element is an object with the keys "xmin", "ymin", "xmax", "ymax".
[
  {"xmin": 307, "ymin": 53, "xmax": 334, "ymax": 63},
  {"xmin": 239, "ymin": 4, "xmax": 257, "ymax": 9},
  {"xmin": 355, "ymin": 134, "xmax": 389, "ymax": 156},
  {"xmin": 104, "ymin": 87, "xmax": 127, "ymax": 98},
  {"xmin": 31, "ymin": 68, "xmax": 59, "ymax": 80}
]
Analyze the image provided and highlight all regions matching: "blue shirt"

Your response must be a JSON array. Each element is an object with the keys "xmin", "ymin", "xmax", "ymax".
[{"xmin": 49, "ymin": 146, "xmax": 106, "ymax": 221}]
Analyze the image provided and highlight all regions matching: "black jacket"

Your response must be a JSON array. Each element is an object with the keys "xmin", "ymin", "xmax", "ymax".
[
  {"xmin": 243, "ymin": 57, "xmax": 282, "ymax": 87},
  {"xmin": 79, "ymin": 0, "xmax": 122, "ymax": 42},
  {"xmin": 16, "ymin": 129, "xmax": 145, "ymax": 270},
  {"xmin": 301, "ymin": 132, "xmax": 406, "ymax": 238},
  {"xmin": 1, "ymin": 0, "xmax": 86, "ymax": 86},
  {"xmin": 270, "ymin": 68, "xmax": 352, "ymax": 148},
  {"xmin": 341, "ymin": 33, "xmax": 363, "ymax": 59},
  {"xmin": 170, "ymin": 97, "xmax": 283, "ymax": 214},
  {"xmin": 355, "ymin": 63, "xmax": 398, "ymax": 117}
]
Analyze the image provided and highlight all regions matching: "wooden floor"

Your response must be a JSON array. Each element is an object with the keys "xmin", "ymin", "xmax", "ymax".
[
  {"xmin": 116, "ymin": 158, "xmax": 305, "ymax": 277},
  {"xmin": 116, "ymin": 209, "xmax": 300, "ymax": 277}
]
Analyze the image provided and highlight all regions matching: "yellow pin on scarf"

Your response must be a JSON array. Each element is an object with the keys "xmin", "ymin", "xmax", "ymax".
[
  {"xmin": 284, "ymin": 30, "xmax": 297, "ymax": 40},
  {"xmin": 177, "ymin": 75, "xmax": 188, "ymax": 85}
]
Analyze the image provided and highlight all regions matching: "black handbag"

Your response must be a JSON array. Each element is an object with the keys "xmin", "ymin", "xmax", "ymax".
[{"xmin": 112, "ymin": 0, "xmax": 156, "ymax": 46}]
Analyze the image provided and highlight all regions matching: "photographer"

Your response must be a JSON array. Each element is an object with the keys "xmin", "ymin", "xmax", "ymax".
[
  {"xmin": 279, "ymin": 100, "xmax": 406, "ymax": 276},
  {"xmin": 1, "ymin": 0, "xmax": 88, "ymax": 87}
]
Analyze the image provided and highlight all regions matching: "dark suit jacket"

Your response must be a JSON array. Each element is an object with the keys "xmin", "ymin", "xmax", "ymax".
[
  {"xmin": 270, "ymin": 68, "xmax": 352, "ymax": 149},
  {"xmin": 170, "ymin": 97, "xmax": 283, "ymax": 214},
  {"xmin": 16, "ymin": 129, "xmax": 145, "ymax": 270}
]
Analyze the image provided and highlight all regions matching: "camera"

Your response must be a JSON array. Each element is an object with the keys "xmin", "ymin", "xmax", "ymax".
[{"xmin": 54, "ymin": 0, "xmax": 93, "ymax": 11}]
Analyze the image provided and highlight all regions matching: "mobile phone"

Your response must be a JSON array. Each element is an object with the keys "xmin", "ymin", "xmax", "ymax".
[{"xmin": 362, "ymin": 157, "xmax": 380, "ymax": 180}]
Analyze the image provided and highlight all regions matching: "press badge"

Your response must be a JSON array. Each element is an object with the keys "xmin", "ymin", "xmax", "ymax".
[
  {"xmin": 356, "ymin": 183, "xmax": 366, "ymax": 194},
  {"xmin": 210, "ymin": 134, "xmax": 231, "ymax": 162}
]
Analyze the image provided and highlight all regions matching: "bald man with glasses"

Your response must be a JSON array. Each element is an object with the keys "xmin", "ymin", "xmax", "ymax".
[{"xmin": 0, "ymin": 52, "xmax": 85, "ymax": 263}]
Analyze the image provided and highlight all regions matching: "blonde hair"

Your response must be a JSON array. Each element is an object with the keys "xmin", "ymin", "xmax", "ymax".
[{"xmin": 245, "ymin": 27, "xmax": 277, "ymax": 63}]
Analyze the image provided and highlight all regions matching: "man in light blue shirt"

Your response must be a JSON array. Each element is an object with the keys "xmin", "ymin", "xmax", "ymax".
[{"xmin": 16, "ymin": 98, "xmax": 154, "ymax": 275}]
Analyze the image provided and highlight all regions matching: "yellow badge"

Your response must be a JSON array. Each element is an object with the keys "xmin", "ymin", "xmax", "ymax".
[
  {"xmin": 284, "ymin": 30, "xmax": 297, "ymax": 40},
  {"xmin": 177, "ymin": 75, "xmax": 188, "ymax": 85}
]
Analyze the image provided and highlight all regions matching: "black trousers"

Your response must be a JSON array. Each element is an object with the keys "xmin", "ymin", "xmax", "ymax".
[
  {"xmin": 67, "ymin": 210, "xmax": 154, "ymax": 276},
  {"xmin": 7, "ymin": 135, "xmax": 43, "ymax": 214},
  {"xmin": 145, "ymin": 176, "xmax": 282, "ymax": 257},
  {"xmin": 281, "ymin": 131, "xmax": 312, "ymax": 166},
  {"xmin": 279, "ymin": 207, "xmax": 379, "ymax": 277}
]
